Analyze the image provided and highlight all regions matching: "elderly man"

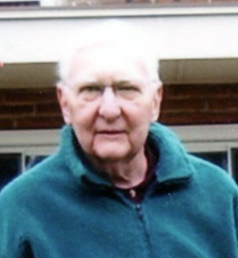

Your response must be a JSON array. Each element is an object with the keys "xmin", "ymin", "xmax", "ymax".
[{"xmin": 1, "ymin": 22, "xmax": 238, "ymax": 258}]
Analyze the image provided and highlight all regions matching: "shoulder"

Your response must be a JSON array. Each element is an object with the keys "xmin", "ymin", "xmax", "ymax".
[
  {"xmin": 187, "ymin": 153, "xmax": 238, "ymax": 195},
  {"xmin": 151, "ymin": 123, "xmax": 238, "ymax": 194},
  {"xmin": 0, "ymin": 154, "xmax": 63, "ymax": 209}
]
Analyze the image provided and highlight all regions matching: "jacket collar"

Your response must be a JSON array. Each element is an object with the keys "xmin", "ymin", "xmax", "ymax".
[
  {"xmin": 148, "ymin": 123, "xmax": 194, "ymax": 185},
  {"xmin": 59, "ymin": 123, "xmax": 194, "ymax": 187}
]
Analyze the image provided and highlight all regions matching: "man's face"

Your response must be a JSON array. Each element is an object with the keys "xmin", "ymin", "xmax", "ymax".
[{"xmin": 58, "ymin": 46, "xmax": 162, "ymax": 162}]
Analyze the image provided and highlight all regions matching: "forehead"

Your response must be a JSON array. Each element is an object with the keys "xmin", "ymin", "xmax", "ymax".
[{"xmin": 68, "ymin": 44, "xmax": 151, "ymax": 85}]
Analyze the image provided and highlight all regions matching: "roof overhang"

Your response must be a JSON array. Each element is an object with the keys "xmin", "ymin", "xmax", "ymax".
[{"xmin": 1, "ymin": 58, "xmax": 238, "ymax": 89}]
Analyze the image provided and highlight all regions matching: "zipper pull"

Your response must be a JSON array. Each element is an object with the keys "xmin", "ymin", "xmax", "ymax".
[{"xmin": 129, "ymin": 189, "xmax": 136, "ymax": 199}]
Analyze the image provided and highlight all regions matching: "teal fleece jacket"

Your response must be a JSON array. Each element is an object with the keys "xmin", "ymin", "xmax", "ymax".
[{"xmin": 1, "ymin": 123, "xmax": 238, "ymax": 258}]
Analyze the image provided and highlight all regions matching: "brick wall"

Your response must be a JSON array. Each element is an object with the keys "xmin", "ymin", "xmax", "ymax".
[
  {"xmin": 161, "ymin": 84, "xmax": 238, "ymax": 125},
  {"xmin": 1, "ymin": 84, "xmax": 238, "ymax": 130},
  {"xmin": 0, "ymin": 88, "xmax": 63, "ymax": 130}
]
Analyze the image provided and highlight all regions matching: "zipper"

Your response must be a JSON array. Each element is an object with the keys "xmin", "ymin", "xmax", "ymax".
[
  {"xmin": 113, "ymin": 189, "xmax": 153, "ymax": 257},
  {"xmin": 135, "ymin": 203, "xmax": 143, "ymax": 220},
  {"xmin": 134, "ymin": 202, "xmax": 152, "ymax": 258}
]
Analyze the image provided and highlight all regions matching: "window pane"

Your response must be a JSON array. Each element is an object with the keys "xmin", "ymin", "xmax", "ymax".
[
  {"xmin": 191, "ymin": 151, "xmax": 228, "ymax": 171},
  {"xmin": 0, "ymin": 1, "xmax": 40, "ymax": 7},
  {"xmin": 25, "ymin": 155, "xmax": 47, "ymax": 170},
  {"xmin": 231, "ymin": 148, "xmax": 238, "ymax": 183},
  {"xmin": 0, "ymin": 153, "xmax": 22, "ymax": 191}
]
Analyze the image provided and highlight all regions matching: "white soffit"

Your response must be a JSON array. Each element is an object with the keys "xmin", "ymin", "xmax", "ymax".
[{"xmin": 1, "ymin": 7, "xmax": 238, "ymax": 63}]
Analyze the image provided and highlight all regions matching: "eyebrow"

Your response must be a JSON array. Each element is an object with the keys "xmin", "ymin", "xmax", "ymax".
[
  {"xmin": 113, "ymin": 80, "xmax": 143, "ymax": 86},
  {"xmin": 75, "ymin": 81, "xmax": 104, "ymax": 89},
  {"xmin": 113, "ymin": 80, "xmax": 130, "ymax": 86}
]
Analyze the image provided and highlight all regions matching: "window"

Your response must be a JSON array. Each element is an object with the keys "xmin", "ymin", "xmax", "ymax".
[
  {"xmin": 0, "ymin": 0, "xmax": 40, "ymax": 7},
  {"xmin": 192, "ymin": 151, "xmax": 228, "ymax": 171},
  {"xmin": 25, "ymin": 155, "xmax": 48, "ymax": 170},
  {"xmin": 1, "ymin": 125, "xmax": 238, "ymax": 190},
  {"xmin": 173, "ymin": 124, "xmax": 238, "ymax": 182},
  {"xmin": 0, "ymin": 129, "xmax": 58, "ymax": 191},
  {"xmin": 0, "ymin": 153, "xmax": 22, "ymax": 191},
  {"xmin": 0, "ymin": 153, "xmax": 48, "ymax": 191},
  {"xmin": 231, "ymin": 148, "xmax": 238, "ymax": 183}
]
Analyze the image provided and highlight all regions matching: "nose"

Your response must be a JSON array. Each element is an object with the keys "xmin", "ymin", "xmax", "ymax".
[{"xmin": 98, "ymin": 87, "xmax": 121, "ymax": 121}]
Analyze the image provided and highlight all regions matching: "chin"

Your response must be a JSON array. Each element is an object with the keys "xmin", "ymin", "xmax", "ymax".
[
  {"xmin": 93, "ymin": 149, "xmax": 130, "ymax": 162},
  {"xmin": 91, "ymin": 140, "xmax": 128, "ymax": 158}
]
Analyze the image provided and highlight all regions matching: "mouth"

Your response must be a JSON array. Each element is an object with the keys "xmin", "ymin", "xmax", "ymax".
[
  {"xmin": 97, "ymin": 130, "xmax": 125, "ymax": 135},
  {"xmin": 96, "ymin": 129, "xmax": 127, "ymax": 138}
]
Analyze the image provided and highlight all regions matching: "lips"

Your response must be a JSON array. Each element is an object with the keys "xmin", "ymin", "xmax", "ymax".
[
  {"xmin": 97, "ymin": 130, "xmax": 125, "ymax": 134},
  {"xmin": 96, "ymin": 131, "xmax": 125, "ymax": 141}
]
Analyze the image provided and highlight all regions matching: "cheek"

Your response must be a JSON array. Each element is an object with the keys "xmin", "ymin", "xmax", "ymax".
[
  {"xmin": 124, "ymin": 102, "xmax": 152, "ymax": 142},
  {"xmin": 70, "ymin": 101, "xmax": 97, "ymax": 127},
  {"xmin": 69, "ymin": 101, "xmax": 100, "ymax": 152},
  {"xmin": 125, "ymin": 99, "xmax": 155, "ymax": 127}
]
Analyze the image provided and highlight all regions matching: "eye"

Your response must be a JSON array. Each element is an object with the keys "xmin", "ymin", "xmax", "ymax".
[
  {"xmin": 79, "ymin": 85, "xmax": 102, "ymax": 93},
  {"xmin": 78, "ymin": 84, "xmax": 103, "ymax": 101},
  {"xmin": 114, "ymin": 82, "xmax": 141, "ymax": 99}
]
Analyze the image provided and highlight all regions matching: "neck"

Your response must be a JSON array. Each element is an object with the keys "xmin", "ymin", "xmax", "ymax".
[{"xmin": 90, "ymin": 149, "xmax": 148, "ymax": 189}]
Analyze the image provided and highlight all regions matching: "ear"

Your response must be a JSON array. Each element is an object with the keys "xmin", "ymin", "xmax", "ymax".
[
  {"xmin": 151, "ymin": 86, "xmax": 163, "ymax": 122},
  {"xmin": 56, "ymin": 83, "xmax": 72, "ymax": 124}
]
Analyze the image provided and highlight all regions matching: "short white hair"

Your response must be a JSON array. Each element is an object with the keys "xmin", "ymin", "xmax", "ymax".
[{"xmin": 57, "ymin": 20, "xmax": 162, "ymax": 89}]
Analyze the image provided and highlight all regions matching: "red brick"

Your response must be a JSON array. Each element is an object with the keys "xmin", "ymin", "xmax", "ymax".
[
  {"xmin": 16, "ymin": 116, "xmax": 64, "ymax": 129},
  {"xmin": 207, "ymin": 98, "xmax": 238, "ymax": 111},
  {"xmin": 163, "ymin": 84, "xmax": 235, "ymax": 100},
  {"xmin": 35, "ymin": 103, "xmax": 61, "ymax": 115},
  {"xmin": 0, "ymin": 118, "xmax": 15, "ymax": 130},
  {"xmin": 160, "ymin": 112, "xmax": 238, "ymax": 125},
  {"xmin": 2, "ymin": 88, "xmax": 56, "ymax": 104},
  {"xmin": 0, "ymin": 104, "xmax": 34, "ymax": 117},
  {"xmin": 1, "ymin": 84, "xmax": 238, "ymax": 129},
  {"xmin": 162, "ymin": 98, "xmax": 209, "ymax": 112}
]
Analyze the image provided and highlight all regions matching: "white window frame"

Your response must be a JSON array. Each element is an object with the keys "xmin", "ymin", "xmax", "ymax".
[
  {"xmin": 172, "ymin": 124, "xmax": 238, "ymax": 176},
  {"xmin": 0, "ymin": 129, "xmax": 59, "ymax": 171},
  {"xmin": 172, "ymin": 124, "xmax": 238, "ymax": 152}
]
